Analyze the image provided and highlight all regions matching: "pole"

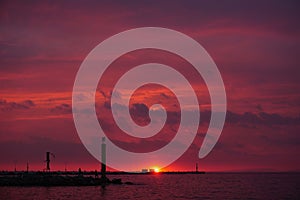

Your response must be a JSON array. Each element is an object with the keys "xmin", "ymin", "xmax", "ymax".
[{"xmin": 46, "ymin": 152, "xmax": 50, "ymax": 171}]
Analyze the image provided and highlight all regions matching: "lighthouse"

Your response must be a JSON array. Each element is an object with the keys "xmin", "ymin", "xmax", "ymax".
[{"xmin": 101, "ymin": 137, "xmax": 106, "ymax": 179}]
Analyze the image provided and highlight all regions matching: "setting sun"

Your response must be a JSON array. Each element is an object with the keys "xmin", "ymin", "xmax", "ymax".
[{"xmin": 154, "ymin": 168, "xmax": 160, "ymax": 173}]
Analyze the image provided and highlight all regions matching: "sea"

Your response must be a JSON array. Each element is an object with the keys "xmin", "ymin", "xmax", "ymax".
[{"xmin": 0, "ymin": 173, "xmax": 299, "ymax": 200}]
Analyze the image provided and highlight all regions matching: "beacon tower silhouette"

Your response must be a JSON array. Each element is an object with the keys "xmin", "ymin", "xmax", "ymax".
[{"xmin": 101, "ymin": 137, "xmax": 106, "ymax": 180}]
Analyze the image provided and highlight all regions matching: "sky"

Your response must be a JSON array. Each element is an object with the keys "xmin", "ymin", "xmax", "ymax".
[{"xmin": 0, "ymin": 0, "xmax": 300, "ymax": 172}]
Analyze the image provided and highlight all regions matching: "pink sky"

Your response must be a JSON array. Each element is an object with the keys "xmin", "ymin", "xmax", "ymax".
[{"xmin": 0, "ymin": 0, "xmax": 299, "ymax": 172}]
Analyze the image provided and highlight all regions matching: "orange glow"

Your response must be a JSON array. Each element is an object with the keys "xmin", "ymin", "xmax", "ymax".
[{"xmin": 154, "ymin": 168, "xmax": 160, "ymax": 173}]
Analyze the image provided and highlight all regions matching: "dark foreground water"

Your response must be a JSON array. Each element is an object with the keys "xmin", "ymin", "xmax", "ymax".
[{"xmin": 0, "ymin": 173, "xmax": 299, "ymax": 200}]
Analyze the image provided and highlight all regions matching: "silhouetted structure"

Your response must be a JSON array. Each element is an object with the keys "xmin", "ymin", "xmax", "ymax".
[
  {"xmin": 45, "ymin": 152, "xmax": 55, "ymax": 172},
  {"xmin": 101, "ymin": 137, "xmax": 107, "ymax": 181},
  {"xmin": 78, "ymin": 168, "xmax": 82, "ymax": 177},
  {"xmin": 0, "ymin": 171, "xmax": 131, "ymax": 186}
]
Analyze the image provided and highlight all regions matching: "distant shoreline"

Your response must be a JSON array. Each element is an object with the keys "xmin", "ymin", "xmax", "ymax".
[
  {"xmin": 1, "ymin": 171, "xmax": 299, "ymax": 176},
  {"xmin": 0, "ymin": 171, "xmax": 206, "ymax": 176}
]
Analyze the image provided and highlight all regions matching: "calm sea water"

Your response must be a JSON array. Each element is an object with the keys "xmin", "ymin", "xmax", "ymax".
[{"xmin": 0, "ymin": 173, "xmax": 299, "ymax": 200}]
